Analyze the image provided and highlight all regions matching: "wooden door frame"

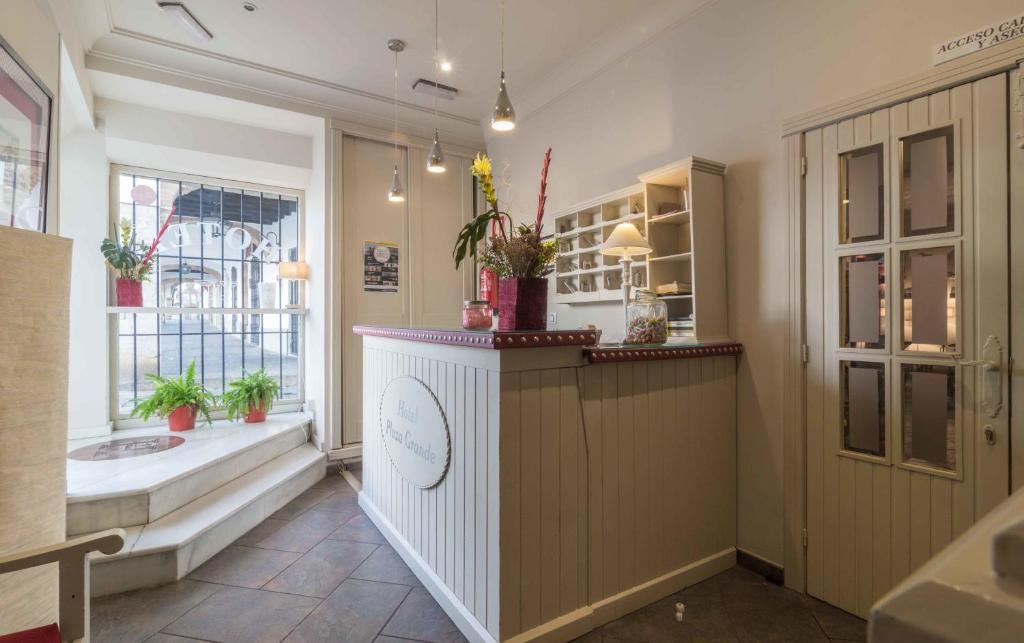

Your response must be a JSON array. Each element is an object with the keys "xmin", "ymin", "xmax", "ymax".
[{"xmin": 782, "ymin": 48, "xmax": 1024, "ymax": 593}]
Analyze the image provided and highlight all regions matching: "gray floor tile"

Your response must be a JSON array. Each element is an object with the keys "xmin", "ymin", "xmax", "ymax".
[
  {"xmin": 188, "ymin": 545, "xmax": 301, "ymax": 588},
  {"xmin": 350, "ymin": 545, "xmax": 422, "ymax": 587},
  {"xmin": 329, "ymin": 513, "xmax": 387, "ymax": 544},
  {"xmin": 285, "ymin": 578, "xmax": 410, "ymax": 643},
  {"xmin": 145, "ymin": 634, "xmax": 207, "ymax": 642},
  {"xmin": 91, "ymin": 579, "xmax": 221, "ymax": 643},
  {"xmin": 312, "ymin": 492, "xmax": 360, "ymax": 517},
  {"xmin": 234, "ymin": 518, "xmax": 290, "ymax": 547},
  {"xmin": 272, "ymin": 487, "xmax": 335, "ymax": 520},
  {"xmin": 163, "ymin": 586, "xmax": 319, "ymax": 643},
  {"xmin": 732, "ymin": 606, "xmax": 831, "ymax": 643},
  {"xmin": 810, "ymin": 604, "xmax": 866, "ymax": 641},
  {"xmin": 264, "ymin": 539, "xmax": 380, "ymax": 597},
  {"xmin": 313, "ymin": 471, "xmax": 355, "ymax": 492},
  {"xmin": 600, "ymin": 590, "xmax": 737, "ymax": 643},
  {"xmin": 381, "ymin": 587, "xmax": 466, "ymax": 643},
  {"xmin": 255, "ymin": 509, "xmax": 354, "ymax": 553}
]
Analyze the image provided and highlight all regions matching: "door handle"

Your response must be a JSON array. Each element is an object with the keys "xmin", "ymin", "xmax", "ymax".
[{"xmin": 955, "ymin": 335, "xmax": 1003, "ymax": 419}]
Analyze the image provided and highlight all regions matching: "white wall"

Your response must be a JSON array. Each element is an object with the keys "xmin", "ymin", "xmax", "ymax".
[{"xmin": 485, "ymin": 0, "xmax": 1023, "ymax": 567}]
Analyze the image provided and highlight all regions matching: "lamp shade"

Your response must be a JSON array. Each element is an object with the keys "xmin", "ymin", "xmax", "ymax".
[
  {"xmin": 600, "ymin": 223, "xmax": 653, "ymax": 257},
  {"xmin": 278, "ymin": 261, "xmax": 309, "ymax": 280}
]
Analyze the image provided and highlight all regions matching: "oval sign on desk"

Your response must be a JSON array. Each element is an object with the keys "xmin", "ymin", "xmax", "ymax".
[{"xmin": 379, "ymin": 376, "xmax": 450, "ymax": 488}]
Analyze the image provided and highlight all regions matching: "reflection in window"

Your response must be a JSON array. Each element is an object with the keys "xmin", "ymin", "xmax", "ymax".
[
  {"xmin": 114, "ymin": 170, "xmax": 302, "ymax": 418},
  {"xmin": 900, "ymin": 126, "xmax": 955, "ymax": 237},
  {"xmin": 839, "ymin": 144, "xmax": 884, "ymax": 244},
  {"xmin": 841, "ymin": 361, "xmax": 886, "ymax": 457},
  {"xmin": 901, "ymin": 363, "xmax": 956, "ymax": 471},
  {"xmin": 840, "ymin": 253, "xmax": 886, "ymax": 349},
  {"xmin": 901, "ymin": 245, "xmax": 956, "ymax": 352}
]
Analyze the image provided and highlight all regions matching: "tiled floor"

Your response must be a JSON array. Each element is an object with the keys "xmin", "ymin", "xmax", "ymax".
[{"xmin": 92, "ymin": 465, "xmax": 865, "ymax": 642}]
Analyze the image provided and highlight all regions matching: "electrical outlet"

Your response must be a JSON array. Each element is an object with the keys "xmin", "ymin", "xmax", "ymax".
[{"xmin": 547, "ymin": 311, "xmax": 557, "ymax": 326}]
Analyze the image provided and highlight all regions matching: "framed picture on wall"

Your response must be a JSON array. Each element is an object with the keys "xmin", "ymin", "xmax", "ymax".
[{"xmin": 0, "ymin": 35, "xmax": 52, "ymax": 233}]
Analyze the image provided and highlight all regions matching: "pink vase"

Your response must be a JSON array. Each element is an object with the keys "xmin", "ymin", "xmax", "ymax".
[
  {"xmin": 115, "ymin": 278, "xmax": 143, "ymax": 307},
  {"xmin": 498, "ymin": 278, "xmax": 548, "ymax": 331}
]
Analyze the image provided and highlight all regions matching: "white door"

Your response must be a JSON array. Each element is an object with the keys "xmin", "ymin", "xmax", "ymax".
[{"xmin": 803, "ymin": 73, "xmax": 1011, "ymax": 618}]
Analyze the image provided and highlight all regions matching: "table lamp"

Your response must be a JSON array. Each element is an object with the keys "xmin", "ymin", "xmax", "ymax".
[
  {"xmin": 599, "ymin": 222, "xmax": 653, "ymax": 321},
  {"xmin": 277, "ymin": 261, "xmax": 309, "ymax": 308}
]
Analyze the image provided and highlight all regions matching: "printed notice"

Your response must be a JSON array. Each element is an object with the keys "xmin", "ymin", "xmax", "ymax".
[
  {"xmin": 934, "ymin": 13, "xmax": 1024, "ymax": 65},
  {"xmin": 363, "ymin": 241, "xmax": 399, "ymax": 293}
]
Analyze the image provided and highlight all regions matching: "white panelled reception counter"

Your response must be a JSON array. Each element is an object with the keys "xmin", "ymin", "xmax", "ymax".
[{"xmin": 353, "ymin": 326, "xmax": 742, "ymax": 642}]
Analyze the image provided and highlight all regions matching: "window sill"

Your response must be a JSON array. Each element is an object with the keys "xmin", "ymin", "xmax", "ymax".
[{"xmin": 107, "ymin": 306, "xmax": 308, "ymax": 315}]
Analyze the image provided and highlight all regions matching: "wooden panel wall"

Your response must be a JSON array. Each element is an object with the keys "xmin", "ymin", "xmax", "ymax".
[
  {"xmin": 362, "ymin": 344, "xmax": 502, "ymax": 640},
  {"xmin": 805, "ymin": 76, "xmax": 1008, "ymax": 619},
  {"xmin": 364, "ymin": 344, "xmax": 737, "ymax": 641},
  {"xmin": 499, "ymin": 356, "xmax": 737, "ymax": 639}
]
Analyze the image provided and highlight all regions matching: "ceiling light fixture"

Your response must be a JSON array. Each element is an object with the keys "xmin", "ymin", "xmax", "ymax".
[
  {"xmin": 491, "ymin": 0, "xmax": 515, "ymax": 132},
  {"xmin": 440, "ymin": 60, "xmax": 452, "ymax": 72},
  {"xmin": 157, "ymin": 2, "xmax": 213, "ymax": 43},
  {"xmin": 427, "ymin": 0, "xmax": 446, "ymax": 174},
  {"xmin": 242, "ymin": 2, "xmax": 257, "ymax": 12},
  {"xmin": 387, "ymin": 39, "xmax": 406, "ymax": 203}
]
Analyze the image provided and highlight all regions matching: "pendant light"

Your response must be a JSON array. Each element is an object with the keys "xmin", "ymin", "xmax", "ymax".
[
  {"xmin": 427, "ymin": 0, "xmax": 446, "ymax": 173},
  {"xmin": 387, "ymin": 39, "xmax": 406, "ymax": 202},
  {"xmin": 491, "ymin": 0, "xmax": 515, "ymax": 132}
]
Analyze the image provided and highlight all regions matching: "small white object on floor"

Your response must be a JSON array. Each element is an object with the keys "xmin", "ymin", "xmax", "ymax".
[{"xmin": 675, "ymin": 602, "xmax": 685, "ymax": 622}]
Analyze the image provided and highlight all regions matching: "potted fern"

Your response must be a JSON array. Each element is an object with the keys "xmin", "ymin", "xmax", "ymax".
[
  {"xmin": 131, "ymin": 360, "xmax": 216, "ymax": 431},
  {"xmin": 222, "ymin": 369, "xmax": 279, "ymax": 423}
]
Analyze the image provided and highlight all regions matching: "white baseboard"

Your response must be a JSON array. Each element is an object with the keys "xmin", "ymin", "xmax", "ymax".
[
  {"xmin": 360, "ymin": 493, "xmax": 735, "ymax": 643},
  {"xmin": 69, "ymin": 422, "xmax": 112, "ymax": 440}
]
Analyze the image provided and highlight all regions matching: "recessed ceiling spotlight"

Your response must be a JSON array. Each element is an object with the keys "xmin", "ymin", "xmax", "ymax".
[
  {"xmin": 440, "ymin": 60, "xmax": 452, "ymax": 72},
  {"xmin": 157, "ymin": 2, "xmax": 213, "ymax": 42},
  {"xmin": 242, "ymin": 2, "xmax": 257, "ymax": 11}
]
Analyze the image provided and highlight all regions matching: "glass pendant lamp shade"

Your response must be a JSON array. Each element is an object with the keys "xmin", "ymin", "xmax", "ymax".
[
  {"xmin": 427, "ymin": 130, "xmax": 446, "ymax": 173},
  {"xmin": 388, "ymin": 165, "xmax": 405, "ymax": 202},
  {"xmin": 491, "ymin": 72, "xmax": 516, "ymax": 131},
  {"xmin": 426, "ymin": 0, "xmax": 447, "ymax": 173}
]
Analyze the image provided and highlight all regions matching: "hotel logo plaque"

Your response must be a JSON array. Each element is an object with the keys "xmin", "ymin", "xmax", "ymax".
[{"xmin": 379, "ymin": 376, "xmax": 451, "ymax": 488}]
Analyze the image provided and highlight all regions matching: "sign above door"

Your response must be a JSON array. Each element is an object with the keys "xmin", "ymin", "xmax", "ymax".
[{"xmin": 934, "ymin": 13, "xmax": 1024, "ymax": 65}]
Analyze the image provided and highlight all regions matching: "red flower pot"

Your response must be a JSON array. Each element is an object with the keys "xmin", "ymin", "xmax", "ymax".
[
  {"xmin": 244, "ymin": 403, "xmax": 268, "ymax": 424},
  {"xmin": 116, "ymin": 278, "xmax": 143, "ymax": 307},
  {"xmin": 167, "ymin": 405, "xmax": 197, "ymax": 431},
  {"xmin": 498, "ymin": 277, "xmax": 548, "ymax": 331}
]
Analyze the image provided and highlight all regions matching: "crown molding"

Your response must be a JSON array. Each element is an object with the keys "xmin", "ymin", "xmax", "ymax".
[{"xmin": 85, "ymin": 51, "xmax": 486, "ymax": 149}]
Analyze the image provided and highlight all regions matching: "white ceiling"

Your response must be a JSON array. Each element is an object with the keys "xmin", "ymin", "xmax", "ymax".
[{"xmin": 74, "ymin": 0, "xmax": 709, "ymax": 145}]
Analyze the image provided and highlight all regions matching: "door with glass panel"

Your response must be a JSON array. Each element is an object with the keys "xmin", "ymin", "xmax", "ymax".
[{"xmin": 803, "ymin": 73, "xmax": 1010, "ymax": 618}]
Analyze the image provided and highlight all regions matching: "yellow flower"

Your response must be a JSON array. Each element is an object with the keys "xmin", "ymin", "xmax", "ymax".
[{"xmin": 472, "ymin": 154, "xmax": 492, "ymax": 178}]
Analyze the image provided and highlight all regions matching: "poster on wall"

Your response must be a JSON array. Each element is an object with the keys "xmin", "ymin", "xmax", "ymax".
[
  {"xmin": 0, "ymin": 35, "xmax": 52, "ymax": 233},
  {"xmin": 363, "ymin": 241, "xmax": 399, "ymax": 292}
]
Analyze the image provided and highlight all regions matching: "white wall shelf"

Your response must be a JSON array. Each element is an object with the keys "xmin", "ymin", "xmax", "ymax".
[{"xmin": 553, "ymin": 157, "xmax": 729, "ymax": 342}]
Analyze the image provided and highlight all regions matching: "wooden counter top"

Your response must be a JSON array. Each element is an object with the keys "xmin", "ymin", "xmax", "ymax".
[{"xmin": 353, "ymin": 325, "xmax": 742, "ymax": 362}]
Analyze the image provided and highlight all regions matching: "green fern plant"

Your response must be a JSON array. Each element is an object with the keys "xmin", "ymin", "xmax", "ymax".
[
  {"xmin": 131, "ymin": 360, "xmax": 216, "ymax": 424},
  {"xmin": 222, "ymin": 369, "xmax": 280, "ymax": 421}
]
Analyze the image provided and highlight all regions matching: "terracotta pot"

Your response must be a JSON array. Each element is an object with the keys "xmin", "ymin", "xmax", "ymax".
[
  {"xmin": 498, "ymin": 277, "xmax": 548, "ymax": 331},
  {"xmin": 116, "ymin": 278, "xmax": 143, "ymax": 307},
  {"xmin": 167, "ymin": 405, "xmax": 197, "ymax": 431},
  {"xmin": 244, "ymin": 402, "xmax": 268, "ymax": 424}
]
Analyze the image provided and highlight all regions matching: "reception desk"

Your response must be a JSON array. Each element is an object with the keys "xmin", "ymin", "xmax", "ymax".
[{"xmin": 353, "ymin": 326, "xmax": 742, "ymax": 642}]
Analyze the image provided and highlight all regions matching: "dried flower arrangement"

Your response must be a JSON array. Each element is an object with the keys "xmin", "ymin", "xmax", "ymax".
[{"xmin": 452, "ymin": 148, "xmax": 556, "ymax": 278}]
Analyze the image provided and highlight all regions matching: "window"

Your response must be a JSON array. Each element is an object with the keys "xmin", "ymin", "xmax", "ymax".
[{"xmin": 111, "ymin": 167, "xmax": 304, "ymax": 421}]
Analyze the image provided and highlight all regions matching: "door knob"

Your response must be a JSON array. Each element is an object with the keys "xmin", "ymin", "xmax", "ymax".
[{"xmin": 956, "ymin": 335, "xmax": 1003, "ymax": 419}]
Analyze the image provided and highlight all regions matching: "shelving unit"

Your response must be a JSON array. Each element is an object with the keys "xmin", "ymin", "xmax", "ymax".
[{"xmin": 552, "ymin": 157, "xmax": 729, "ymax": 343}]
